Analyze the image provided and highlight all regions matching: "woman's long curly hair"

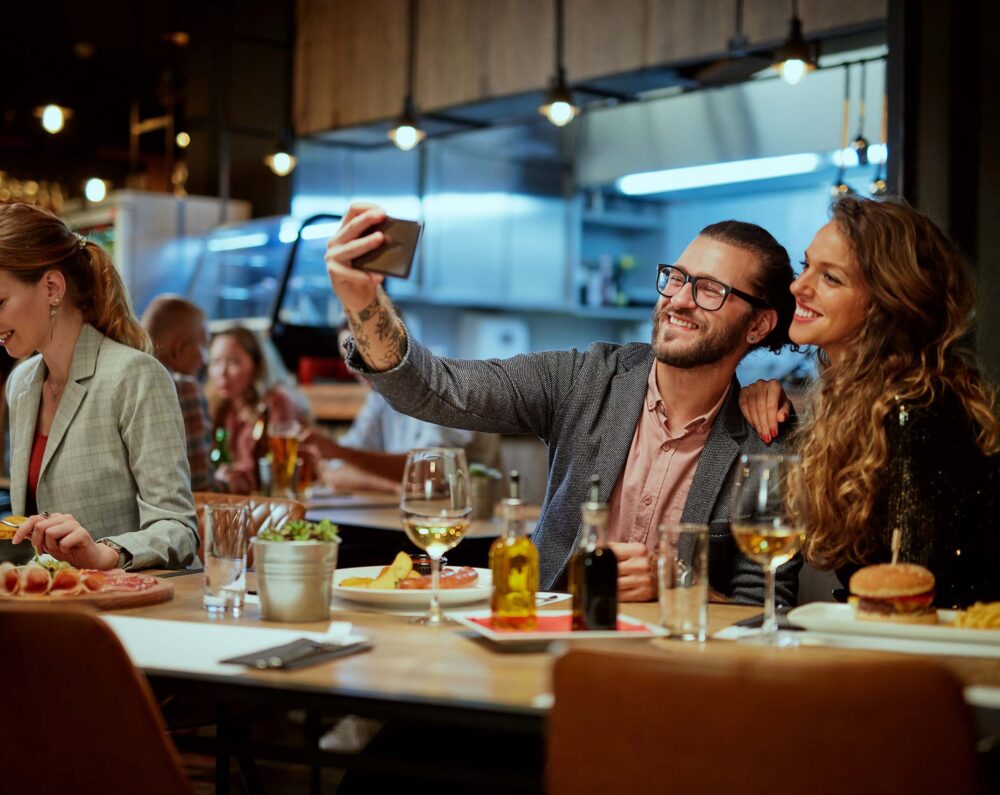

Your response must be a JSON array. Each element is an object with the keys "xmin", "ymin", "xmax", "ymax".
[{"xmin": 797, "ymin": 196, "xmax": 999, "ymax": 569}]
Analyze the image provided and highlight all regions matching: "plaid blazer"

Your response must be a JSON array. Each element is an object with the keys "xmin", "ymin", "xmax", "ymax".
[
  {"xmin": 6, "ymin": 324, "xmax": 199, "ymax": 569},
  {"xmin": 356, "ymin": 337, "xmax": 800, "ymax": 605}
]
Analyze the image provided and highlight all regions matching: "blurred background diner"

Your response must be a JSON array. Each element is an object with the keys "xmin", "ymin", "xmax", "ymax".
[{"xmin": 2, "ymin": 0, "xmax": 1000, "ymax": 791}]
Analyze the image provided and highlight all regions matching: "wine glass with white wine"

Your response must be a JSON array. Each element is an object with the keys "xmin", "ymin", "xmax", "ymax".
[
  {"xmin": 400, "ymin": 448, "xmax": 473, "ymax": 626},
  {"xmin": 730, "ymin": 454, "xmax": 805, "ymax": 646}
]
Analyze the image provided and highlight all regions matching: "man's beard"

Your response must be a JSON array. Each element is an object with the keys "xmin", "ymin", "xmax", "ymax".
[{"xmin": 651, "ymin": 307, "xmax": 752, "ymax": 368}]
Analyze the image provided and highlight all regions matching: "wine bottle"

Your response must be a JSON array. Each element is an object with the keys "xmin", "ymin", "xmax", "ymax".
[
  {"xmin": 489, "ymin": 471, "xmax": 539, "ymax": 630},
  {"xmin": 568, "ymin": 474, "xmax": 618, "ymax": 631}
]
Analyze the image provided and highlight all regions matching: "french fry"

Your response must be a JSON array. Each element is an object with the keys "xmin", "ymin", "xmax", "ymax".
[{"xmin": 339, "ymin": 577, "xmax": 373, "ymax": 588}]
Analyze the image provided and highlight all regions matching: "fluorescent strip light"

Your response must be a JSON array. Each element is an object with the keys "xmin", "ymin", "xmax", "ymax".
[
  {"xmin": 206, "ymin": 232, "xmax": 269, "ymax": 252},
  {"xmin": 617, "ymin": 153, "xmax": 824, "ymax": 195}
]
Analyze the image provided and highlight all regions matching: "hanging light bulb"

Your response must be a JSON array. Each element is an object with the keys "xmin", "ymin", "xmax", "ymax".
[
  {"xmin": 540, "ymin": 69, "xmax": 579, "ymax": 127},
  {"xmin": 539, "ymin": 0, "xmax": 579, "ymax": 126},
  {"xmin": 264, "ymin": 148, "xmax": 297, "ymax": 177},
  {"xmin": 36, "ymin": 104, "xmax": 72, "ymax": 134},
  {"xmin": 832, "ymin": 64, "xmax": 854, "ymax": 197},
  {"xmin": 773, "ymin": 0, "xmax": 816, "ymax": 85},
  {"xmin": 388, "ymin": 97, "xmax": 426, "ymax": 151},
  {"xmin": 850, "ymin": 61, "xmax": 870, "ymax": 166},
  {"xmin": 84, "ymin": 178, "xmax": 108, "ymax": 203},
  {"xmin": 388, "ymin": 0, "xmax": 427, "ymax": 150},
  {"xmin": 175, "ymin": 131, "xmax": 191, "ymax": 149},
  {"xmin": 870, "ymin": 87, "xmax": 889, "ymax": 196}
]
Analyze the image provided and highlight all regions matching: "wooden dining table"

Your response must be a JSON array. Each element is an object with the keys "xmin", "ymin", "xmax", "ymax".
[{"xmin": 109, "ymin": 571, "xmax": 1000, "ymax": 791}]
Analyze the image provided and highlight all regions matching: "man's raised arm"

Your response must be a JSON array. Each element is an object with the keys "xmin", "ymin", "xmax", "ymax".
[{"xmin": 324, "ymin": 203, "xmax": 408, "ymax": 372}]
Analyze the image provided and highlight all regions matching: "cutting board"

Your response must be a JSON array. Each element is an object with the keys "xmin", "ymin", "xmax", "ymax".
[{"xmin": 0, "ymin": 577, "xmax": 174, "ymax": 610}]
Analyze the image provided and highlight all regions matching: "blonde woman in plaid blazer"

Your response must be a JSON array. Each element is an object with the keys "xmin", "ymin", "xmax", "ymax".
[{"xmin": 2, "ymin": 203, "xmax": 198, "ymax": 570}]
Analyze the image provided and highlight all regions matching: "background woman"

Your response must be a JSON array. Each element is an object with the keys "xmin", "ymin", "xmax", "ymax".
[
  {"xmin": 740, "ymin": 196, "xmax": 1000, "ymax": 608},
  {"xmin": 207, "ymin": 326, "xmax": 303, "ymax": 494},
  {"xmin": 3, "ymin": 203, "xmax": 198, "ymax": 570}
]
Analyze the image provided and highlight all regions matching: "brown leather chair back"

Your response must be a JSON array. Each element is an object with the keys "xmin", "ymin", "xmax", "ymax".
[
  {"xmin": 193, "ymin": 492, "xmax": 306, "ymax": 565},
  {"xmin": 0, "ymin": 604, "xmax": 191, "ymax": 794},
  {"xmin": 548, "ymin": 647, "xmax": 983, "ymax": 795}
]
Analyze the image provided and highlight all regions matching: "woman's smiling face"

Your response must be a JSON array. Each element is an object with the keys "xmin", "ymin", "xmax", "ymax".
[
  {"xmin": 790, "ymin": 221, "xmax": 871, "ymax": 363},
  {"xmin": 0, "ymin": 269, "xmax": 57, "ymax": 359}
]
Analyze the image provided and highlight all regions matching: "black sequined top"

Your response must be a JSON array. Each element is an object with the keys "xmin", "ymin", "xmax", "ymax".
[{"xmin": 836, "ymin": 391, "xmax": 1000, "ymax": 609}]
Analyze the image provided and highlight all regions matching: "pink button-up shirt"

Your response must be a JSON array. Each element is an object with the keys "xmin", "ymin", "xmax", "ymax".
[{"xmin": 607, "ymin": 364, "xmax": 729, "ymax": 552}]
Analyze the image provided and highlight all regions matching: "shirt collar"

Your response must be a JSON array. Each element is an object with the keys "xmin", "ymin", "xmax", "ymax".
[{"xmin": 646, "ymin": 363, "xmax": 732, "ymax": 435}]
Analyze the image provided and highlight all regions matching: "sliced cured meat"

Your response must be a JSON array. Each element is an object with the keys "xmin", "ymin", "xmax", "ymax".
[
  {"xmin": 100, "ymin": 571, "xmax": 158, "ymax": 592},
  {"xmin": 398, "ymin": 566, "xmax": 479, "ymax": 590},
  {"xmin": 19, "ymin": 561, "xmax": 51, "ymax": 595},
  {"xmin": 49, "ymin": 568, "xmax": 83, "ymax": 596},
  {"xmin": 0, "ymin": 562, "xmax": 19, "ymax": 595},
  {"xmin": 80, "ymin": 570, "xmax": 107, "ymax": 593}
]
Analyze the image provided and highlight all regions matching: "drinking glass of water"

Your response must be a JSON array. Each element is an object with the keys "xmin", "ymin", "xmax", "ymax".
[{"xmin": 203, "ymin": 502, "xmax": 250, "ymax": 615}]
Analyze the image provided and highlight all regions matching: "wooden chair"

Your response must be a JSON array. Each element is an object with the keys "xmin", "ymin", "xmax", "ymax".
[
  {"xmin": 548, "ymin": 647, "xmax": 984, "ymax": 795},
  {"xmin": 193, "ymin": 491, "xmax": 306, "ymax": 564},
  {"xmin": 0, "ymin": 604, "xmax": 191, "ymax": 794}
]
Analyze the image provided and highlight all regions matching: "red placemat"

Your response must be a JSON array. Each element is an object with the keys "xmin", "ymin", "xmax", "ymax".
[{"xmin": 468, "ymin": 614, "xmax": 648, "ymax": 633}]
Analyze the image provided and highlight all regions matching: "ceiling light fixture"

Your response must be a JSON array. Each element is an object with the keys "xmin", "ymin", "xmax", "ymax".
[
  {"xmin": 539, "ymin": 0, "xmax": 578, "ymax": 126},
  {"xmin": 832, "ymin": 65, "xmax": 856, "ymax": 197},
  {"xmin": 850, "ymin": 61, "xmax": 870, "ymax": 166},
  {"xmin": 616, "ymin": 153, "xmax": 823, "ymax": 195},
  {"xmin": 36, "ymin": 104, "xmax": 72, "ymax": 134},
  {"xmin": 773, "ymin": 0, "xmax": 816, "ymax": 86},
  {"xmin": 264, "ymin": 130, "xmax": 298, "ymax": 176},
  {"xmin": 870, "ymin": 88, "xmax": 889, "ymax": 196},
  {"xmin": 695, "ymin": 0, "xmax": 772, "ymax": 86},
  {"xmin": 84, "ymin": 178, "xmax": 108, "ymax": 203},
  {"xmin": 389, "ymin": 0, "xmax": 426, "ymax": 150},
  {"xmin": 175, "ymin": 131, "xmax": 191, "ymax": 149}
]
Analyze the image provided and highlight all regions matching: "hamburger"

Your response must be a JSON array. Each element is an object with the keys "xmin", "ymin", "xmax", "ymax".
[{"xmin": 849, "ymin": 563, "xmax": 938, "ymax": 625}]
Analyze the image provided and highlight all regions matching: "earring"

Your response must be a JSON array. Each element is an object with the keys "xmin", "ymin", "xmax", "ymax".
[
  {"xmin": 49, "ymin": 300, "xmax": 60, "ymax": 340},
  {"xmin": 747, "ymin": 334, "xmax": 757, "ymax": 343}
]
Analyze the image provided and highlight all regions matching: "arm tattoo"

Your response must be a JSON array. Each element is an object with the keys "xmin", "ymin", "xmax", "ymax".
[{"xmin": 345, "ymin": 291, "xmax": 406, "ymax": 370}]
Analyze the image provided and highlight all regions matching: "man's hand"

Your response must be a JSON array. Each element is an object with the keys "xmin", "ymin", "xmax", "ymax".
[
  {"xmin": 325, "ymin": 203, "xmax": 408, "ymax": 372},
  {"xmin": 609, "ymin": 541, "xmax": 657, "ymax": 602},
  {"xmin": 325, "ymin": 203, "xmax": 386, "ymax": 313}
]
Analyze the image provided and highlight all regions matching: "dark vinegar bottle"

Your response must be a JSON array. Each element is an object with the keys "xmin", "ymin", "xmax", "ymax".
[{"xmin": 568, "ymin": 474, "xmax": 618, "ymax": 630}]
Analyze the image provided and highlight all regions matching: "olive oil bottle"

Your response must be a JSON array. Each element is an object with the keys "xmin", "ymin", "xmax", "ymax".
[
  {"xmin": 568, "ymin": 474, "xmax": 618, "ymax": 630},
  {"xmin": 489, "ymin": 472, "xmax": 539, "ymax": 630}
]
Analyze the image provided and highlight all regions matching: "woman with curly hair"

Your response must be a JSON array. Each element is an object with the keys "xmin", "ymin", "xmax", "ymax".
[{"xmin": 740, "ymin": 196, "xmax": 1000, "ymax": 608}]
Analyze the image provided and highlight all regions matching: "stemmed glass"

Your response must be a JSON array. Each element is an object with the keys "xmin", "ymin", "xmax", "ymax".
[
  {"xmin": 400, "ymin": 448, "xmax": 472, "ymax": 626},
  {"xmin": 730, "ymin": 454, "xmax": 805, "ymax": 646}
]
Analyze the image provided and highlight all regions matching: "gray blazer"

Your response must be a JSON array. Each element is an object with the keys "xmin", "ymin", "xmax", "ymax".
[
  {"xmin": 355, "ymin": 337, "xmax": 800, "ymax": 605},
  {"xmin": 7, "ymin": 324, "xmax": 199, "ymax": 569}
]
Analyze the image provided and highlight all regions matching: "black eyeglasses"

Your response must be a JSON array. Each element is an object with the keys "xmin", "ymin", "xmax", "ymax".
[{"xmin": 656, "ymin": 264, "xmax": 769, "ymax": 311}]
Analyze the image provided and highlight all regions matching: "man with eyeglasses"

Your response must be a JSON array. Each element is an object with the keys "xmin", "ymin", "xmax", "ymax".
[{"xmin": 325, "ymin": 203, "xmax": 800, "ymax": 606}]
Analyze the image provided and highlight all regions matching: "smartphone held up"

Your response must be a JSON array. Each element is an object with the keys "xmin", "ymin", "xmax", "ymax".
[{"xmin": 352, "ymin": 217, "xmax": 422, "ymax": 279}]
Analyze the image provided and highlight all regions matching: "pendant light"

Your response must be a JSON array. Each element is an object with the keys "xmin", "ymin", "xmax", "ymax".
[
  {"xmin": 773, "ymin": 0, "xmax": 816, "ymax": 86},
  {"xmin": 832, "ymin": 65, "xmax": 855, "ymax": 197},
  {"xmin": 36, "ymin": 104, "xmax": 73, "ymax": 134},
  {"xmin": 539, "ymin": 0, "xmax": 579, "ymax": 127},
  {"xmin": 264, "ymin": 129, "xmax": 297, "ymax": 176},
  {"xmin": 389, "ymin": 0, "xmax": 426, "ymax": 150},
  {"xmin": 850, "ymin": 61, "xmax": 870, "ymax": 166},
  {"xmin": 870, "ymin": 86, "xmax": 889, "ymax": 196}
]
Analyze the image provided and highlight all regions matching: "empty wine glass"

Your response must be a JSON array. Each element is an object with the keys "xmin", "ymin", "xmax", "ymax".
[{"xmin": 400, "ymin": 448, "xmax": 472, "ymax": 626}]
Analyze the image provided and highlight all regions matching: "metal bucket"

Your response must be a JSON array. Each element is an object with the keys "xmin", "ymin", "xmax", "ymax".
[{"xmin": 251, "ymin": 538, "xmax": 340, "ymax": 622}]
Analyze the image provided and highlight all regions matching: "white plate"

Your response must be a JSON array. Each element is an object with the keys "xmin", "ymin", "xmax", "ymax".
[
  {"xmin": 333, "ymin": 566, "xmax": 491, "ymax": 608},
  {"xmin": 453, "ymin": 609, "xmax": 668, "ymax": 643},
  {"xmin": 788, "ymin": 603, "xmax": 1000, "ymax": 646}
]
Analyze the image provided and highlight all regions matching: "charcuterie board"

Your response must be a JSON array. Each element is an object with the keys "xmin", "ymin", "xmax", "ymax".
[{"xmin": 0, "ymin": 565, "xmax": 175, "ymax": 610}]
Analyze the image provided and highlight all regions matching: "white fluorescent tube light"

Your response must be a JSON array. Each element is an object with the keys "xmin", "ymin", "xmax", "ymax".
[
  {"xmin": 616, "ymin": 153, "xmax": 824, "ymax": 195},
  {"xmin": 206, "ymin": 232, "xmax": 269, "ymax": 252}
]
